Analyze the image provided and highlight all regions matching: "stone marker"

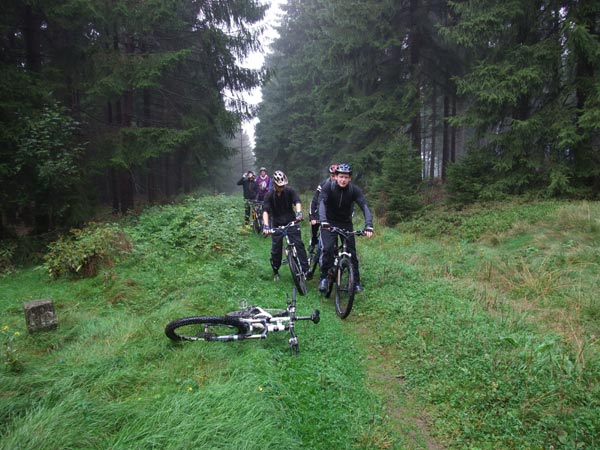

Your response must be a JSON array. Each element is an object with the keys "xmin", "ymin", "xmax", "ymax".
[{"xmin": 23, "ymin": 299, "xmax": 58, "ymax": 332}]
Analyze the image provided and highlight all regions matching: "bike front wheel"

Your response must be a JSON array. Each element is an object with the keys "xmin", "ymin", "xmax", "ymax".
[
  {"xmin": 287, "ymin": 250, "xmax": 308, "ymax": 296},
  {"xmin": 334, "ymin": 257, "xmax": 355, "ymax": 319},
  {"xmin": 165, "ymin": 316, "xmax": 249, "ymax": 341}
]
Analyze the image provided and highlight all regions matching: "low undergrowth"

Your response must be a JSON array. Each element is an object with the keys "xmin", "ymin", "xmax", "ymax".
[{"xmin": 1, "ymin": 195, "xmax": 598, "ymax": 449}]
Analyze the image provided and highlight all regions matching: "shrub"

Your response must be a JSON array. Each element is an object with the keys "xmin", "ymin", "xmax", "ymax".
[
  {"xmin": 0, "ymin": 241, "xmax": 16, "ymax": 274},
  {"xmin": 371, "ymin": 134, "xmax": 423, "ymax": 225},
  {"xmin": 43, "ymin": 223, "xmax": 132, "ymax": 279}
]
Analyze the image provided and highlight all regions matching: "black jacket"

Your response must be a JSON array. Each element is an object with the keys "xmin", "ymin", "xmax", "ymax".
[
  {"xmin": 263, "ymin": 186, "xmax": 302, "ymax": 227},
  {"xmin": 318, "ymin": 181, "xmax": 373, "ymax": 229},
  {"xmin": 237, "ymin": 176, "xmax": 258, "ymax": 200}
]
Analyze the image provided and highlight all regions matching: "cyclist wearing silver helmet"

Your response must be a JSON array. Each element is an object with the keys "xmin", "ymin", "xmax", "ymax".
[
  {"xmin": 255, "ymin": 166, "xmax": 272, "ymax": 201},
  {"xmin": 262, "ymin": 170, "xmax": 309, "ymax": 281},
  {"xmin": 318, "ymin": 163, "xmax": 374, "ymax": 294}
]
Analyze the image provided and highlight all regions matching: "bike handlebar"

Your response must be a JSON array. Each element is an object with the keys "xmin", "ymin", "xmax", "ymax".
[
  {"xmin": 268, "ymin": 220, "xmax": 301, "ymax": 234},
  {"xmin": 294, "ymin": 309, "xmax": 320, "ymax": 324},
  {"xmin": 326, "ymin": 226, "xmax": 367, "ymax": 236}
]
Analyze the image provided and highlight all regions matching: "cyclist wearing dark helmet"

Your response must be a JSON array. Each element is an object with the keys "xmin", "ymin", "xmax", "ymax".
[
  {"xmin": 318, "ymin": 163, "xmax": 374, "ymax": 294},
  {"xmin": 308, "ymin": 164, "xmax": 338, "ymax": 255},
  {"xmin": 262, "ymin": 170, "xmax": 309, "ymax": 281},
  {"xmin": 236, "ymin": 170, "xmax": 258, "ymax": 225}
]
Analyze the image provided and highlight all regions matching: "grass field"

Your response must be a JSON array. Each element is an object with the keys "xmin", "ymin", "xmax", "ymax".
[{"xmin": 1, "ymin": 195, "xmax": 598, "ymax": 449}]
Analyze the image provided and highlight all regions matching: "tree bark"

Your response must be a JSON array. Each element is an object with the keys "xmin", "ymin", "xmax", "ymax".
[
  {"xmin": 442, "ymin": 94, "xmax": 450, "ymax": 181},
  {"xmin": 430, "ymin": 84, "xmax": 437, "ymax": 179}
]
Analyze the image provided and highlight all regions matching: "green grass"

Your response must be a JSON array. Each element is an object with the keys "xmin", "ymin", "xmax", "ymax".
[{"xmin": 1, "ymin": 195, "xmax": 599, "ymax": 449}]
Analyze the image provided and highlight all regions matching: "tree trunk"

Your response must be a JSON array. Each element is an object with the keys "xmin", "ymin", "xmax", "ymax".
[
  {"xmin": 118, "ymin": 33, "xmax": 136, "ymax": 213},
  {"xmin": 450, "ymin": 94, "xmax": 457, "ymax": 163},
  {"xmin": 429, "ymin": 84, "xmax": 437, "ymax": 179},
  {"xmin": 441, "ymin": 94, "xmax": 450, "ymax": 181},
  {"xmin": 409, "ymin": 0, "xmax": 423, "ymax": 160},
  {"xmin": 23, "ymin": 6, "xmax": 42, "ymax": 72}
]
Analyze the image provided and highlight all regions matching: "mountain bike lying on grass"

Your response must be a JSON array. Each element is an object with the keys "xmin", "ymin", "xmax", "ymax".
[
  {"xmin": 322, "ymin": 226, "xmax": 365, "ymax": 319},
  {"xmin": 269, "ymin": 220, "xmax": 308, "ymax": 295},
  {"xmin": 165, "ymin": 288, "xmax": 320, "ymax": 355}
]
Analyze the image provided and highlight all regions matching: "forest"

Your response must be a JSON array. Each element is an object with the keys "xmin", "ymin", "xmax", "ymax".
[
  {"xmin": 1, "ymin": 0, "xmax": 262, "ymax": 237},
  {"xmin": 254, "ymin": 0, "xmax": 600, "ymax": 224},
  {"xmin": 1, "ymin": 0, "xmax": 599, "ymax": 237},
  {"xmin": 1, "ymin": 2, "xmax": 599, "ymax": 448}
]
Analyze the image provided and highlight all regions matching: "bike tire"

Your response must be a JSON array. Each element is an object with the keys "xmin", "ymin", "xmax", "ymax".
[
  {"xmin": 334, "ymin": 257, "xmax": 355, "ymax": 319},
  {"xmin": 287, "ymin": 251, "xmax": 308, "ymax": 296},
  {"xmin": 252, "ymin": 213, "xmax": 262, "ymax": 235},
  {"xmin": 308, "ymin": 247, "xmax": 320, "ymax": 278},
  {"xmin": 165, "ymin": 316, "xmax": 249, "ymax": 341}
]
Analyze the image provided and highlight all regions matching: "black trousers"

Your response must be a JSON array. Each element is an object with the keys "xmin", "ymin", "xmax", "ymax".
[
  {"xmin": 243, "ymin": 199, "xmax": 252, "ymax": 223},
  {"xmin": 319, "ymin": 227, "xmax": 360, "ymax": 284},
  {"xmin": 310, "ymin": 222, "xmax": 320, "ymax": 246},
  {"xmin": 270, "ymin": 225, "xmax": 309, "ymax": 273}
]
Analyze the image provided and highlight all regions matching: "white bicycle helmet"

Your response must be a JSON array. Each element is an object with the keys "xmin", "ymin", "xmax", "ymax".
[{"xmin": 272, "ymin": 170, "xmax": 288, "ymax": 186}]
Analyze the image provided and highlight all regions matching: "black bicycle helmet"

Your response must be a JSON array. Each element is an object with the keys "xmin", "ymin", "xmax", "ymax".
[
  {"xmin": 272, "ymin": 170, "xmax": 288, "ymax": 186},
  {"xmin": 335, "ymin": 163, "xmax": 352, "ymax": 175},
  {"xmin": 328, "ymin": 164, "xmax": 338, "ymax": 174}
]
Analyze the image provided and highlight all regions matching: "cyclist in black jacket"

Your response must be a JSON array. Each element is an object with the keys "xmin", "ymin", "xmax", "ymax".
[
  {"xmin": 318, "ymin": 163, "xmax": 373, "ymax": 294},
  {"xmin": 237, "ymin": 170, "xmax": 258, "ymax": 225},
  {"xmin": 262, "ymin": 170, "xmax": 309, "ymax": 281},
  {"xmin": 308, "ymin": 163, "xmax": 338, "ymax": 251}
]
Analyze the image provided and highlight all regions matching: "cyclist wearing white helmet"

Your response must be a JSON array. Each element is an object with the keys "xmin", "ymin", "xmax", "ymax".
[
  {"xmin": 318, "ymin": 163, "xmax": 374, "ymax": 294},
  {"xmin": 262, "ymin": 170, "xmax": 309, "ymax": 281},
  {"xmin": 255, "ymin": 166, "xmax": 272, "ymax": 201}
]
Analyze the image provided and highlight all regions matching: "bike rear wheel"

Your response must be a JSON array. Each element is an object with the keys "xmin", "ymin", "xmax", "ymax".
[
  {"xmin": 252, "ymin": 212, "xmax": 262, "ymax": 235},
  {"xmin": 165, "ymin": 316, "xmax": 249, "ymax": 341},
  {"xmin": 334, "ymin": 257, "xmax": 355, "ymax": 319},
  {"xmin": 308, "ymin": 246, "xmax": 320, "ymax": 279},
  {"xmin": 287, "ymin": 250, "xmax": 308, "ymax": 295}
]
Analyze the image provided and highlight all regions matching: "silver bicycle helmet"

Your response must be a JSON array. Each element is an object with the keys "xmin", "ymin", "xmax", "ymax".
[{"xmin": 272, "ymin": 170, "xmax": 288, "ymax": 186}]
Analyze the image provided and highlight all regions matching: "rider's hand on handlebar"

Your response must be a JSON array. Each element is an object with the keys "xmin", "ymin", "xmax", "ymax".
[
  {"xmin": 364, "ymin": 226, "xmax": 374, "ymax": 238},
  {"xmin": 295, "ymin": 211, "xmax": 303, "ymax": 221},
  {"xmin": 263, "ymin": 225, "xmax": 271, "ymax": 235},
  {"xmin": 321, "ymin": 222, "xmax": 330, "ymax": 231}
]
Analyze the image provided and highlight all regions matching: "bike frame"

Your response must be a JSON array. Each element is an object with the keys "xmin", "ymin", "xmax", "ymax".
[
  {"xmin": 271, "ymin": 221, "xmax": 308, "ymax": 295},
  {"xmin": 328, "ymin": 226, "xmax": 365, "ymax": 280},
  {"xmin": 271, "ymin": 220, "xmax": 300, "ymax": 257},
  {"xmin": 232, "ymin": 305, "xmax": 297, "ymax": 340},
  {"xmin": 251, "ymin": 201, "xmax": 264, "ymax": 234}
]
